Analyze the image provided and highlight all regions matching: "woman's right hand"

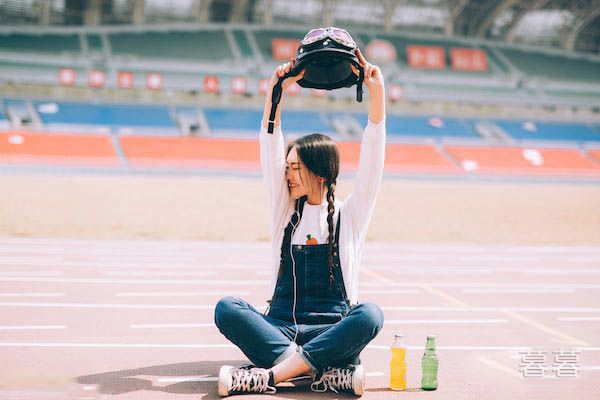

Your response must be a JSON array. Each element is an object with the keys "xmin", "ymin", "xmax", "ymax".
[{"xmin": 268, "ymin": 59, "xmax": 305, "ymax": 92}]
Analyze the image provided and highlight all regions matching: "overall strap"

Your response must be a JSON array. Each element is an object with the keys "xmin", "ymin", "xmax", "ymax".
[{"xmin": 334, "ymin": 209, "xmax": 341, "ymax": 244}]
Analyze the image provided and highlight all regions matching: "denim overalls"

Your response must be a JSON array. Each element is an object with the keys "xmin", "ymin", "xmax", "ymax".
[
  {"xmin": 214, "ymin": 201, "xmax": 384, "ymax": 371},
  {"xmin": 267, "ymin": 206, "xmax": 351, "ymax": 324}
]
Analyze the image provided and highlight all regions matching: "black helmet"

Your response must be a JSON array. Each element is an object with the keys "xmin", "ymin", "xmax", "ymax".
[
  {"xmin": 267, "ymin": 27, "xmax": 364, "ymax": 134},
  {"xmin": 293, "ymin": 27, "xmax": 364, "ymax": 95}
]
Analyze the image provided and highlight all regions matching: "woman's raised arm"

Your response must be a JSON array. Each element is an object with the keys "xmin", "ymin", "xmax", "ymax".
[{"xmin": 261, "ymin": 60, "xmax": 305, "ymax": 130}]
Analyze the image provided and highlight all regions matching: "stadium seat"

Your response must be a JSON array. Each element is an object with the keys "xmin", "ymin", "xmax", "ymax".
[
  {"xmin": 0, "ymin": 131, "xmax": 119, "ymax": 166},
  {"xmin": 119, "ymin": 136, "xmax": 260, "ymax": 170},
  {"xmin": 108, "ymin": 31, "xmax": 234, "ymax": 61},
  {"xmin": 499, "ymin": 48, "xmax": 600, "ymax": 83},
  {"xmin": 33, "ymin": 101, "xmax": 176, "ymax": 128},
  {"xmin": 0, "ymin": 33, "xmax": 80, "ymax": 54},
  {"xmin": 445, "ymin": 145, "xmax": 600, "ymax": 176},
  {"xmin": 494, "ymin": 120, "xmax": 600, "ymax": 142},
  {"xmin": 386, "ymin": 115, "xmax": 479, "ymax": 138}
]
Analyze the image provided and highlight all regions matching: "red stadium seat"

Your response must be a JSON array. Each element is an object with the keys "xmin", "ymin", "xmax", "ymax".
[
  {"xmin": 119, "ymin": 136, "xmax": 261, "ymax": 170},
  {"xmin": 445, "ymin": 145, "xmax": 600, "ymax": 176},
  {"xmin": 0, "ymin": 131, "xmax": 119, "ymax": 166}
]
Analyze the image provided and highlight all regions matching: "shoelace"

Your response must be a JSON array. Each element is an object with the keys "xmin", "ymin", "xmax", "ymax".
[
  {"xmin": 230, "ymin": 367, "xmax": 276, "ymax": 394},
  {"xmin": 310, "ymin": 367, "xmax": 353, "ymax": 393}
]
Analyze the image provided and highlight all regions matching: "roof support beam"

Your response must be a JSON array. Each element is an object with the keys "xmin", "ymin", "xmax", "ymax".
[
  {"xmin": 475, "ymin": 0, "xmax": 519, "ymax": 37},
  {"xmin": 505, "ymin": 0, "xmax": 550, "ymax": 43},
  {"xmin": 564, "ymin": 7, "xmax": 600, "ymax": 50}
]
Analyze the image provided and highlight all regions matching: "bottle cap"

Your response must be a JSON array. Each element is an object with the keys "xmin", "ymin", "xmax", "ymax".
[
  {"xmin": 394, "ymin": 333, "xmax": 403, "ymax": 338},
  {"xmin": 427, "ymin": 335, "xmax": 436, "ymax": 339}
]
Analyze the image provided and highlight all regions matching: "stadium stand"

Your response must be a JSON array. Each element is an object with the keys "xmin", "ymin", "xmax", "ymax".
[
  {"xmin": 386, "ymin": 115, "xmax": 479, "ymax": 139},
  {"xmin": 493, "ymin": 120, "xmax": 600, "ymax": 143},
  {"xmin": 499, "ymin": 48, "xmax": 600, "ymax": 83},
  {"xmin": 445, "ymin": 146, "xmax": 600, "ymax": 176},
  {"xmin": 0, "ymin": 131, "xmax": 119, "ymax": 166},
  {"xmin": 0, "ymin": 32, "xmax": 80, "ymax": 54},
  {"xmin": 0, "ymin": 0, "xmax": 598, "ymax": 179},
  {"xmin": 32, "ymin": 101, "xmax": 177, "ymax": 132},
  {"xmin": 108, "ymin": 30, "xmax": 234, "ymax": 61}
]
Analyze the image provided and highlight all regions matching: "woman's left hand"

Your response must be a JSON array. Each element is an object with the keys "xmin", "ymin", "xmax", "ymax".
[{"xmin": 351, "ymin": 48, "xmax": 384, "ymax": 92}]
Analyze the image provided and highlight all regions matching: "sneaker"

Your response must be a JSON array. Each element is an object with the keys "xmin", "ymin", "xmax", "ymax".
[
  {"xmin": 218, "ymin": 365, "xmax": 276, "ymax": 397},
  {"xmin": 310, "ymin": 364, "xmax": 365, "ymax": 396}
]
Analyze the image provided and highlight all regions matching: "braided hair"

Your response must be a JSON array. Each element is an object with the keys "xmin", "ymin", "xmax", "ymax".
[{"xmin": 285, "ymin": 133, "xmax": 340, "ymax": 289}]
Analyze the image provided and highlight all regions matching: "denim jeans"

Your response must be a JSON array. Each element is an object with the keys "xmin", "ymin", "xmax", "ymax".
[{"xmin": 214, "ymin": 295, "xmax": 384, "ymax": 372}]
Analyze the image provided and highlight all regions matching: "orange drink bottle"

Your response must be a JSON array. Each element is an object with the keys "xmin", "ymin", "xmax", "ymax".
[{"xmin": 390, "ymin": 333, "xmax": 407, "ymax": 390}]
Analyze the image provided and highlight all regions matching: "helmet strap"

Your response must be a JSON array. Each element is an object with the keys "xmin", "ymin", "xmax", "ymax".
[{"xmin": 356, "ymin": 64, "xmax": 364, "ymax": 103}]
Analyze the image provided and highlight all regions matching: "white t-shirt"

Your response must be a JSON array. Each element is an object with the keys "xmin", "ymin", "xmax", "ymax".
[
  {"xmin": 291, "ymin": 202, "xmax": 338, "ymax": 245},
  {"xmin": 259, "ymin": 117, "xmax": 386, "ymax": 305}
]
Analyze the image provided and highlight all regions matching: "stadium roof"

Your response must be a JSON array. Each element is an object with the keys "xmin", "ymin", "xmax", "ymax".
[{"xmin": 0, "ymin": 0, "xmax": 598, "ymax": 53}]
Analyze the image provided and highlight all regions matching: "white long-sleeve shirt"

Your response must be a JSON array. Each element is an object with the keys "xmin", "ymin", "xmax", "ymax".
[{"xmin": 259, "ymin": 117, "xmax": 386, "ymax": 305}]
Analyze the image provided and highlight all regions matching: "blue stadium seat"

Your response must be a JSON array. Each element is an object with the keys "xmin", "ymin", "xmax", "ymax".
[
  {"xmin": 204, "ymin": 109, "xmax": 331, "ymax": 135},
  {"xmin": 386, "ymin": 115, "xmax": 478, "ymax": 138},
  {"xmin": 33, "ymin": 101, "xmax": 175, "ymax": 128},
  {"xmin": 204, "ymin": 108, "xmax": 263, "ymax": 134},
  {"xmin": 495, "ymin": 120, "xmax": 600, "ymax": 142},
  {"xmin": 280, "ymin": 110, "xmax": 331, "ymax": 134}
]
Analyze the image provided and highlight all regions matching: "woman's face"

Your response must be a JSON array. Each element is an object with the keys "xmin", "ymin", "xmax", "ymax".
[{"xmin": 286, "ymin": 146, "xmax": 317, "ymax": 200}]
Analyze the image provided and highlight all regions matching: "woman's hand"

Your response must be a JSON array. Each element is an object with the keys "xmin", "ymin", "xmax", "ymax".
[
  {"xmin": 351, "ymin": 48, "xmax": 384, "ymax": 93},
  {"xmin": 351, "ymin": 48, "xmax": 385, "ymax": 123},
  {"xmin": 269, "ymin": 59, "xmax": 305, "ymax": 91}
]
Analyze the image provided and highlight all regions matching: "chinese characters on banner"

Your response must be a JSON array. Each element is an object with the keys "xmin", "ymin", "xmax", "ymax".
[
  {"xmin": 406, "ymin": 45, "xmax": 488, "ymax": 72},
  {"xmin": 407, "ymin": 45, "xmax": 445, "ymax": 69},
  {"xmin": 519, "ymin": 348, "xmax": 581, "ymax": 378},
  {"xmin": 450, "ymin": 48, "xmax": 488, "ymax": 72}
]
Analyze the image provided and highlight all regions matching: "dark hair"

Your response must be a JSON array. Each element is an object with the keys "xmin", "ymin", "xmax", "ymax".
[{"xmin": 285, "ymin": 133, "xmax": 340, "ymax": 289}]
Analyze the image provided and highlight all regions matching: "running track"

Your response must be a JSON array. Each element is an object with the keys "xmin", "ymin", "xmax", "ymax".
[{"xmin": 0, "ymin": 238, "xmax": 599, "ymax": 399}]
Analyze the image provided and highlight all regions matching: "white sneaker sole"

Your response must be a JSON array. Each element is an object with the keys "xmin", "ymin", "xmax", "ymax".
[
  {"xmin": 218, "ymin": 365, "xmax": 234, "ymax": 397},
  {"xmin": 353, "ymin": 364, "xmax": 365, "ymax": 396}
]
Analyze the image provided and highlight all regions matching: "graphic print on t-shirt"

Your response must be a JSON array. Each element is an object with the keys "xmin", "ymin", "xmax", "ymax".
[{"xmin": 306, "ymin": 234, "xmax": 318, "ymax": 245}]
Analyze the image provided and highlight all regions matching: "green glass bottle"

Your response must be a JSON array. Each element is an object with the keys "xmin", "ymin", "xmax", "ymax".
[{"xmin": 421, "ymin": 335, "xmax": 438, "ymax": 390}]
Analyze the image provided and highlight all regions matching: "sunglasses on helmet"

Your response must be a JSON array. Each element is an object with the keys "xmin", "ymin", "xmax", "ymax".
[{"xmin": 301, "ymin": 27, "xmax": 357, "ymax": 48}]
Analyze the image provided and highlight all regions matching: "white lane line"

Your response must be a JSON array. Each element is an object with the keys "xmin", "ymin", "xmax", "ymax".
[
  {"xmin": 381, "ymin": 306, "xmax": 600, "ymax": 313},
  {"xmin": 0, "ymin": 302, "xmax": 230, "ymax": 310},
  {"xmin": 0, "ymin": 277, "xmax": 268, "ymax": 285},
  {"xmin": 0, "ymin": 325, "xmax": 66, "ymax": 330},
  {"xmin": 462, "ymin": 288, "xmax": 575, "ymax": 294},
  {"xmin": 361, "ymin": 282, "xmax": 600, "ymax": 289},
  {"xmin": 158, "ymin": 376, "xmax": 217, "ymax": 383},
  {"xmin": 391, "ymin": 269, "xmax": 492, "ymax": 275},
  {"xmin": 384, "ymin": 319, "xmax": 508, "ymax": 324},
  {"xmin": 0, "ymin": 271, "xmax": 62, "ymax": 276},
  {"xmin": 104, "ymin": 271, "xmax": 217, "ymax": 277},
  {"xmin": 557, "ymin": 317, "xmax": 600, "ymax": 321},
  {"xmin": 0, "ymin": 260, "xmax": 268, "ymax": 270},
  {"xmin": 82, "ymin": 386, "xmax": 97, "ymax": 391},
  {"xmin": 460, "ymin": 256, "xmax": 540, "ymax": 262},
  {"xmin": 6, "ymin": 276, "xmax": 600, "ymax": 289},
  {"xmin": 116, "ymin": 291, "xmax": 251, "ymax": 297},
  {"xmin": 1, "ymin": 302, "xmax": 598, "ymax": 313},
  {"xmin": 1, "ymin": 342, "xmax": 599, "ymax": 351},
  {"xmin": 361, "ymin": 289, "xmax": 421, "ymax": 294},
  {"xmin": 0, "ymin": 292, "xmax": 65, "ymax": 297},
  {"xmin": 131, "ymin": 323, "xmax": 214, "ymax": 329}
]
